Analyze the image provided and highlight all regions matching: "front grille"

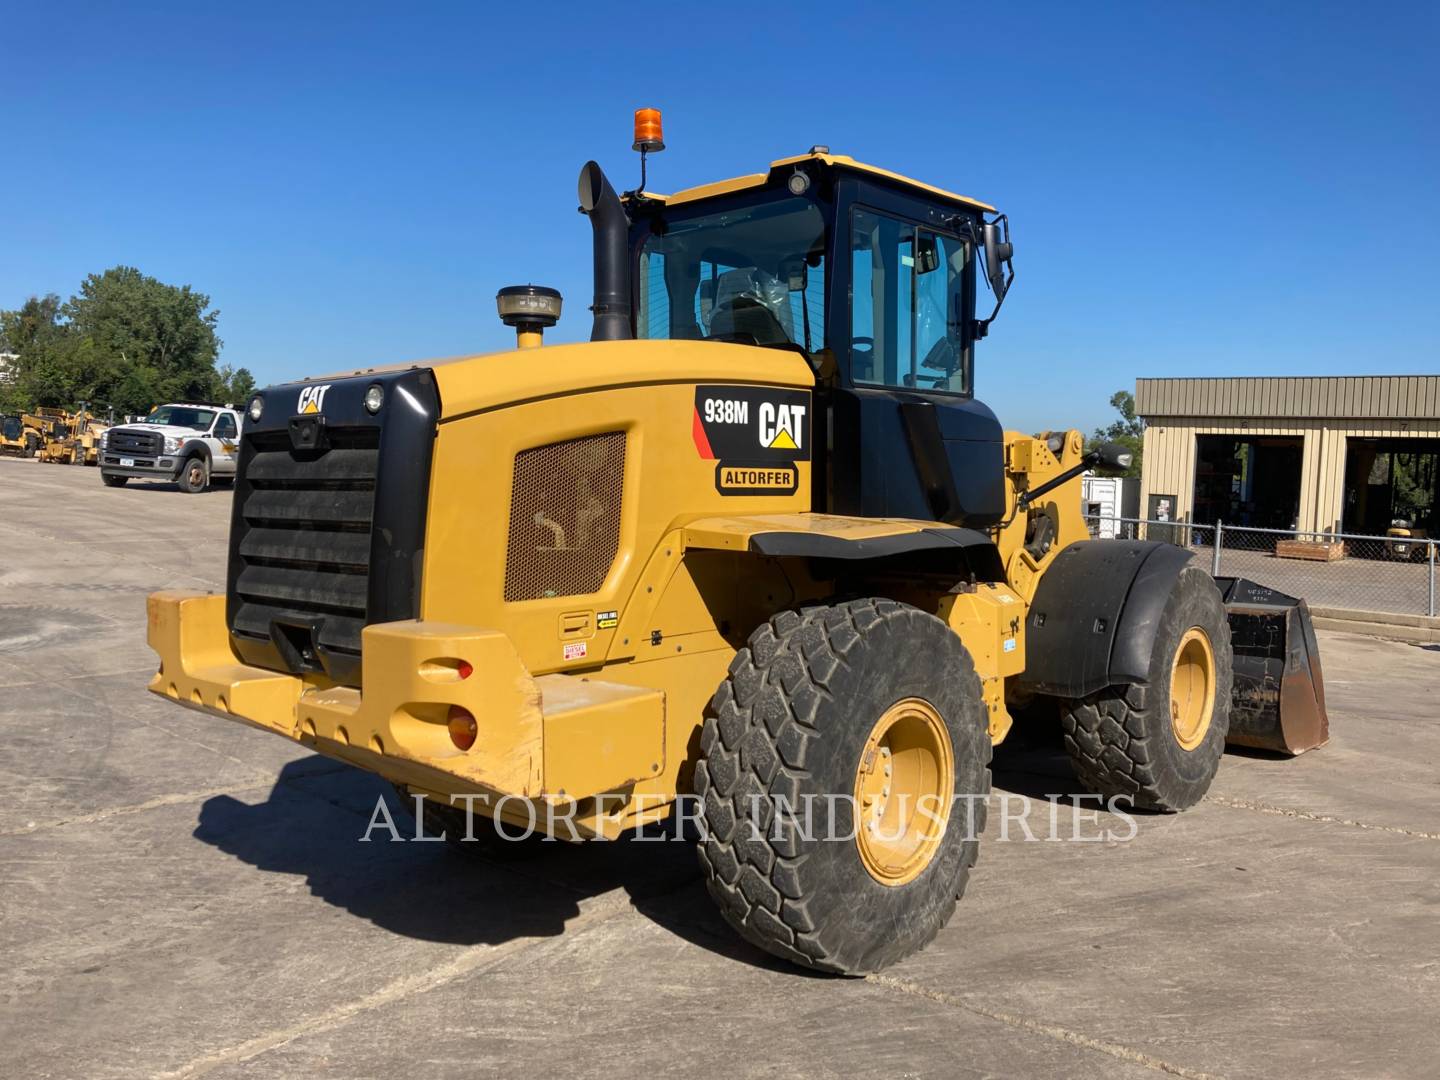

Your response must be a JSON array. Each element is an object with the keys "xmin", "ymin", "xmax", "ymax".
[
  {"xmin": 230, "ymin": 428, "xmax": 379, "ymax": 660},
  {"xmin": 110, "ymin": 429, "xmax": 162, "ymax": 456},
  {"xmin": 504, "ymin": 432, "xmax": 626, "ymax": 602}
]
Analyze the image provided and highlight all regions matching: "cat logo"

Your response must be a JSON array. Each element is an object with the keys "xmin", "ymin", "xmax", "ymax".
[
  {"xmin": 693, "ymin": 386, "xmax": 810, "ymax": 463},
  {"xmin": 758, "ymin": 401, "xmax": 805, "ymax": 451},
  {"xmin": 297, "ymin": 384, "xmax": 331, "ymax": 415}
]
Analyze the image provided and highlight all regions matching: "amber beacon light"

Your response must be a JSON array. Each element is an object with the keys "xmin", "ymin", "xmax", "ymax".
[{"xmin": 632, "ymin": 107, "xmax": 665, "ymax": 152}]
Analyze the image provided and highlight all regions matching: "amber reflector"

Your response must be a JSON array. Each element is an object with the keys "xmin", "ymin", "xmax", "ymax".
[
  {"xmin": 448, "ymin": 705, "xmax": 477, "ymax": 751},
  {"xmin": 633, "ymin": 108, "xmax": 665, "ymax": 152}
]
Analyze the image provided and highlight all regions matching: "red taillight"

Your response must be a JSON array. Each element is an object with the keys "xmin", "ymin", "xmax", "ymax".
[
  {"xmin": 447, "ymin": 705, "xmax": 477, "ymax": 751},
  {"xmin": 457, "ymin": 660, "xmax": 473, "ymax": 680}
]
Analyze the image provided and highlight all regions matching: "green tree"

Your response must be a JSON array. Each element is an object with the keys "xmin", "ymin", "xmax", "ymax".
[
  {"xmin": 2, "ymin": 267, "xmax": 229, "ymax": 416},
  {"xmin": 212, "ymin": 364, "xmax": 257, "ymax": 405},
  {"xmin": 1390, "ymin": 452, "xmax": 1435, "ymax": 524},
  {"xmin": 0, "ymin": 294, "xmax": 77, "ymax": 411},
  {"xmin": 62, "ymin": 266, "xmax": 222, "ymax": 413},
  {"xmin": 1089, "ymin": 390, "xmax": 1144, "ymax": 478}
]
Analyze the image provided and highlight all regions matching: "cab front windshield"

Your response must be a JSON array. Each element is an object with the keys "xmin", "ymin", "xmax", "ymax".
[
  {"xmin": 638, "ymin": 197, "xmax": 827, "ymax": 355},
  {"xmin": 1, "ymin": 417, "xmax": 20, "ymax": 440},
  {"xmin": 144, "ymin": 406, "xmax": 214, "ymax": 431}
]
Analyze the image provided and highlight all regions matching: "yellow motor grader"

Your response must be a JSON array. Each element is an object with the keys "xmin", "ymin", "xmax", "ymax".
[
  {"xmin": 34, "ymin": 407, "xmax": 77, "ymax": 464},
  {"xmin": 26, "ymin": 407, "xmax": 69, "ymax": 462},
  {"xmin": 147, "ymin": 111, "xmax": 1328, "ymax": 974},
  {"xmin": 36, "ymin": 408, "xmax": 110, "ymax": 465}
]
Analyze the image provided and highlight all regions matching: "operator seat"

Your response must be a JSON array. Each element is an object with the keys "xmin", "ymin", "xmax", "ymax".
[{"xmin": 707, "ymin": 269, "xmax": 792, "ymax": 346}]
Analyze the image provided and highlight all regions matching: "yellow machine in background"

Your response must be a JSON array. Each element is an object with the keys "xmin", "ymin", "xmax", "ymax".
[
  {"xmin": 0, "ymin": 413, "xmax": 46, "ymax": 458},
  {"xmin": 146, "ymin": 111, "xmax": 1327, "ymax": 975},
  {"xmin": 34, "ymin": 408, "xmax": 76, "ymax": 463},
  {"xmin": 1386, "ymin": 519, "xmax": 1431, "ymax": 561},
  {"xmin": 34, "ymin": 408, "xmax": 110, "ymax": 465}
]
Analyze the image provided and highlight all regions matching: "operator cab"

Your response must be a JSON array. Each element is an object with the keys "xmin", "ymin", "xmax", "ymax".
[{"xmin": 606, "ymin": 149, "xmax": 1014, "ymax": 526}]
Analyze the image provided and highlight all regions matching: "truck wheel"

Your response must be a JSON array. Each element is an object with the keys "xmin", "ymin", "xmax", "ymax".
[
  {"xmin": 101, "ymin": 474, "xmax": 128, "ymax": 488},
  {"xmin": 178, "ymin": 457, "xmax": 209, "ymax": 493},
  {"xmin": 1060, "ymin": 565, "xmax": 1233, "ymax": 812},
  {"xmin": 389, "ymin": 783, "xmax": 546, "ymax": 858},
  {"xmin": 695, "ymin": 598, "xmax": 991, "ymax": 975}
]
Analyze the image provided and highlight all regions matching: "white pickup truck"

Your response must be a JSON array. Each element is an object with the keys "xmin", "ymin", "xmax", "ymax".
[{"xmin": 99, "ymin": 403, "xmax": 243, "ymax": 493}]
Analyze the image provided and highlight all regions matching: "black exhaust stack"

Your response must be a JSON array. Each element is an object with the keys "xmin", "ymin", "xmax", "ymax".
[{"xmin": 578, "ymin": 161, "xmax": 633, "ymax": 341}]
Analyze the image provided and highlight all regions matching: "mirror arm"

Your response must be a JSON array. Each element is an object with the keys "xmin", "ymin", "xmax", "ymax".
[{"xmin": 973, "ymin": 279, "xmax": 1012, "ymax": 340}]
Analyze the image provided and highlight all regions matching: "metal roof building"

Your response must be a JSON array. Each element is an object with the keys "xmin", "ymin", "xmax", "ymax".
[{"xmin": 1135, "ymin": 376, "xmax": 1440, "ymax": 536}]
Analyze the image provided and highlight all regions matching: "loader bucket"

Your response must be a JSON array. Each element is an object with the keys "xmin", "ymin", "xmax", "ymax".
[{"xmin": 1213, "ymin": 577, "xmax": 1329, "ymax": 755}]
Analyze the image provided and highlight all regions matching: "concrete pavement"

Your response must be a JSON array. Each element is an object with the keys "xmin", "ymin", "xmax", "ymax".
[{"xmin": 2, "ymin": 456, "xmax": 1438, "ymax": 1079}]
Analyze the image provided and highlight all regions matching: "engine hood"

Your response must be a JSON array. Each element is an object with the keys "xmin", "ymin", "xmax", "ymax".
[
  {"xmin": 426, "ymin": 339, "xmax": 815, "ymax": 421},
  {"xmin": 267, "ymin": 339, "xmax": 815, "ymax": 425},
  {"xmin": 109, "ymin": 423, "xmax": 209, "ymax": 439}
]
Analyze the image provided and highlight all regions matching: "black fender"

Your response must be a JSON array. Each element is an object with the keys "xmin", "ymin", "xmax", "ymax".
[
  {"xmin": 1016, "ymin": 540, "xmax": 1195, "ymax": 698},
  {"xmin": 175, "ymin": 443, "xmax": 212, "ymax": 474},
  {"xmin": 748, "ymin": 525, "xmax": 1006, "ymax": 582}
]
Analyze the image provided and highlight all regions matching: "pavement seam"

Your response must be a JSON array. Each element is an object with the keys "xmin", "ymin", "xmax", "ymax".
[
  {"xmin": 0, "ymin": 664, "xmax": 158, "ymax": 689},
  {"xmin": 1202, "ymin": 793, "xmax": 1440, "ymax": 840},
  {"xmin": 1, "ymin": 756, "xmax": 356, "ymax": 837},
  {"xmin": 866, "ymin": 973, "xmax": 1227, "ymax": 1080},
  {"xmin": 25, "ymin": 670, "xmax": 288, "ymax": 780},
  {"xmin": 153, "ymin": 891, "xmax": 638, "ymax": 1079},
  {"xmin": 0, "ymin": 780, "xmax": 275, "ymax": 836}
]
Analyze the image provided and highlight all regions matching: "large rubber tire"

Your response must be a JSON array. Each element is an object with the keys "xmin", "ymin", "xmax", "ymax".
[
  {"xmin": 1060, "ymin": 565, "xmax": 1233, "ymax": 812},
  {"xmin": 696, "ymin": 598, "xmax": 991, "ymax": 975},
  {"xmin": 101, "ymin": 473, "xmax": 128, "ymax": 487},
  {"xmin": 389, "ymin": 783, "xmax": 547, "ymax": 858},
  {"xmin": 177, "ymin": 456, "xmax": 209, "ymax": 494}
]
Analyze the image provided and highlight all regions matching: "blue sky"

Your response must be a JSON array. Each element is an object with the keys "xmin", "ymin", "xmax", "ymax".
[{"xmin": 3, "ymin": 1, "xmax": 1435, "ymax": 433}]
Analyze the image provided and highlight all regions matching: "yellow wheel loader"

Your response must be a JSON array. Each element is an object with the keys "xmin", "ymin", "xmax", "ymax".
[
  {"xmin": 77, "ymin": 415, "xmax": 110, "ymax": 466},
  {"xmin": 147, "ymin": 112, "xmax": 1327, "ymax": 974}
]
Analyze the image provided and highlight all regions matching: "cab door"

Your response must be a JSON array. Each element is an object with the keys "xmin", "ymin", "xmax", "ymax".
[
  {"xmin": 212, "ymin": 412, "xmax": 240, "ymax": 473},
  {"xmin": 822, "ymin": 179, "xmax": 1005, "ymax": 527}
]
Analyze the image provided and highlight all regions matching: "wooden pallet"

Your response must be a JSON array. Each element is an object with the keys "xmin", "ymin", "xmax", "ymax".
[{"xmin": 1275, "ymin": 539, "xmax": 1346, "ymax": 561}]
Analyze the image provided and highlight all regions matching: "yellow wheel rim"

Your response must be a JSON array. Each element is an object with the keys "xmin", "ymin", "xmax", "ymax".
[
  {"xmin": 1170, "ymin": 627, "xmax": 1216, "ymax": 751},
  {"xmin": 853, "ymin": 697, "xmax": 954, "ymax": 886}
]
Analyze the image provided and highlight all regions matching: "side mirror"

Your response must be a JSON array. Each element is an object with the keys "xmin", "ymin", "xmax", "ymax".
[
  {"xmin": 915, "ymin": 234, "xmax": 940, "ymax": 275},
  {"xmin": 981, "ymin": 217, "xmax": 1013, "ymax": 302},
  {"xmin": 1092, "ymin": 442, "xmax": 1134, "ymax": 472}
]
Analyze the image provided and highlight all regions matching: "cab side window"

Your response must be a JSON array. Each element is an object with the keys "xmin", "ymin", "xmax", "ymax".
[
  {"xmin": 850, "ymin": 209, "xmax": 971, "ymax": 393},
  {"xmin": 213, "ymin": 414, "xmax": 238, "ymax": 439}
]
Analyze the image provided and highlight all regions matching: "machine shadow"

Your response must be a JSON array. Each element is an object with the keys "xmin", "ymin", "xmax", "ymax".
[
  {"xmin": 192, "ymin": 757, "xmax": 784, "ymax": 969},
  {"xmin": 989, "ymin": 708, "xmax": 1081, "ymax": 801}
]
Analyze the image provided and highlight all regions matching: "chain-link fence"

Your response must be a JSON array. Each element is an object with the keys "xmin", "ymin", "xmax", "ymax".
[{"xmin": 1084, "ymin": 516, "xmax": 1438, "ymax": 617}]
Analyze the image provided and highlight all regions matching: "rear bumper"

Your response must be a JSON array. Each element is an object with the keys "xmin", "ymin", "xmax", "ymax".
[{"xmin": 146, "ymin": 592, "xmax": 665, "ymax": 822}]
